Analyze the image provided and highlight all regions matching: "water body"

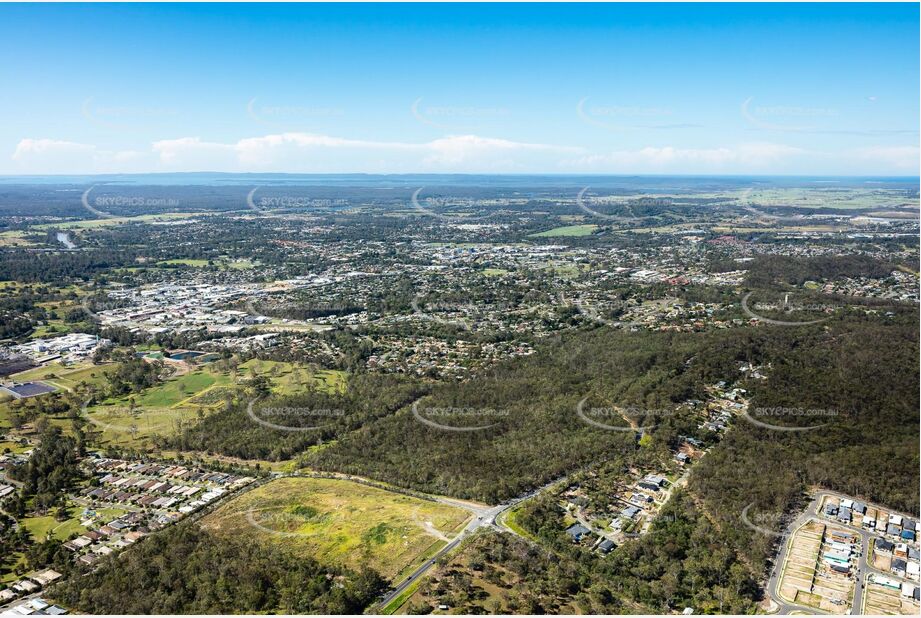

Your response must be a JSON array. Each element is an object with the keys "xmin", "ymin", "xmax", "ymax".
[{"xmin": 56, "ymin": 232, "xmax": 75, "ymax": 249}]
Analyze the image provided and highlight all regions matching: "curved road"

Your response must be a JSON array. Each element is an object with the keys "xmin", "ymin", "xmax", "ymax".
[{"xmin": 766, "ymin": 490, "xmax": 915, "ymax": 616}]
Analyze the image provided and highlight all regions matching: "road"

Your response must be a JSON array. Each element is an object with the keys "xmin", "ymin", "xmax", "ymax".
[
  {"xmin": 766, "ymin": 493, "xmax": 827, "ymax": 615},
  {"xmin": 766, "ymin": 489, "xmax": 917, "ymax": 616},
  {"xmin": 375, "ymin": 474, "xmax": 571, "ymax": 610}
]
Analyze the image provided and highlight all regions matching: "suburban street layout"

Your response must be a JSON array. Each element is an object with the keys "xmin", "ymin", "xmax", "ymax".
[
  {"xmin": 769, "ymin": 492, "xmax": 920, "ymax": 615},
  {"xmin": 0, "ymin": 2, "xmax": 919, "ymax": 616}
]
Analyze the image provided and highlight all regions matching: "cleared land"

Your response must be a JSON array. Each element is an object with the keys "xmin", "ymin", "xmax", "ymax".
[
  {"xmin": 779, "ymin": 519, "xmax": 824, "ymax": 607},
  {"xmin": 200, "ymin": 476, "xmax": 471, "ymax": 581},
  {"xmin": 31, "ymin": 213, "xmax": 204, "ymax": 230},
  {"xmin": 10, "ymin": 362, "xmax": 112, "ymax": 392},
  {"xmin": 778, "ymin": 518, "xmax": 857, "ymax": 614},
  {"xmin": 529, "ymin": 224, "xmax": 597, "ymax": 237},
  {"xmin": 21, "ymin": 507, "xmax": 127, "ymax": 543},
  {"xmin": 84, "ymin": 360, "xmax": 345, "ymax": 446},
  {"xmin": 155, "ymin": 258, "xmax": 257, "ymax": 270},
  {"xmin": 864, "ymin": 581, "xmax": 920, "ymax": 615}
]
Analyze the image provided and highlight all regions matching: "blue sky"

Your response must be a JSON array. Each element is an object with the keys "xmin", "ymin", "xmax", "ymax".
[{"xmin": 1, "ymin": 3, "xmax": 918, "ymax": 175}]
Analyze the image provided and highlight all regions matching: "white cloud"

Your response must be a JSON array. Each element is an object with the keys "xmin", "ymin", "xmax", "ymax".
[
  {"xmin": 10, "ymin": 139, "xmax": 153, "ymax": 174},
  {"xmin": 7, "ymin": 134, "xmax": 916, "ymax": 175},
  {"xmin": 142, "ymin": 132, "xmax": 581, "ymax": 173},
  {"xmin": 12, "ymin": 138, "xmax": 96, "ymax": 160},
  {"xmin": 562, "ymin": 143, "xmax": 806, "ymax": 174},
  {"xmin": 849, "ymin": 145, "xmax": 920, "ymax": 172}
]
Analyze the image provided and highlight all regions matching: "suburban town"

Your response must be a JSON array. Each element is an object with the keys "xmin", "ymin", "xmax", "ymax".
[{"xmin": 0, "ymin": 2, "xmax": 918, "ymax": 616}]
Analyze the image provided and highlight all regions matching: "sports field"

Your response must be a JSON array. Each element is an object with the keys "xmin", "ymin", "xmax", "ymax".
[{"xmin": 201, "ymin": 476, "xmax": 471, "ymax": 580}]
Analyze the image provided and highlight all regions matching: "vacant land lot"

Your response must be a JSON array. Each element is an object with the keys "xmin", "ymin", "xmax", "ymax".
[
  {"xmin": 237, "ymin": 360, "xmax": 346, "ymax": 395},
  {"xmin": 779, "ymin": 519, "xmax": 824, "ymax": 606},
  {"xmin": 83, "ymin": 360, "xmax": 344, "ymax": 446},
  {"xmin": 84, "ymin": 405, "xmax": 200, "ymax": 447},
  {"xmin": 864, "ymin": 581, "xmax": 920, "ymax": 615},
  {"xmin": 201, "ymin": 477, "xmax": 470, "ymax": 581},
  {"xmin": 11, "ymin": 361, "xmax": 112, "ymax": 392},
  {"xmin": 779, "ymin": 518, "xmax": 856, "ymax": 614},
  {"xmin": 31, "ymin": 213, "xmax": 204, "ymax": 230},
  {"xmin": 529, "ymin": 224, "xmax": 597, "ymax": 237},
  {"xmin": 21, "ymin": 507, "xmax": 127, "ymax": 542}
]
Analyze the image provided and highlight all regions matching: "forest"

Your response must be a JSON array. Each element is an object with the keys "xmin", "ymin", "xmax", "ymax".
[
  {"xmin": 50, "ymin": 524, "xmax": 386, "ymax": 614},
  {"xmin": 167, "ymin": 373, "xmax": 425, "ymax": 461},
  {"xmin": 306, "ymin": 309, "xmax": 919, "ymax": 510}
]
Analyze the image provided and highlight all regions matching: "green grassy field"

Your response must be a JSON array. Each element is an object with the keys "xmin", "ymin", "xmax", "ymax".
[
  {"xmin": 20, "ymin": 507, "xmax": 127, "ymax": 542},
  {"xmin": 115, "ymin": 370, "xmax": 224, "ymax": 408},
  {"xmin": 31, "ymin": 213, "xmax": 204, "ymax": 230},
  {"xmin": 84, "ymin": 405, "xmax": 201, "ymax": 446},
  {"xmin": 745, "ymin": 188, "xmax": 919, "ymax": 211},
  {"xmin": 156, "ymin": 258, "xmax": 257, "ymax": 270},
  {"xmin": 9, "ymin": 362, "xmax": 112, "ymax": 392},
  {"xmin": 201, "ymin": 477, "xmax": 470, "ymax": 580},
  {"xmin": 0, "ymin": 230, "xmax": 38, "ymax": 248},
  {"xmin": 84, "ymin": 361, "xmax": 346, "ymax": 446},
  {"xmin": 238, "ymin": 360, "xmax": 346, "ymax": 394},
  {"xmin": 156, "ymin": 258, "xmax": 211, "ymax": 267},
  {"xmin": 529, "ymin": 224, "xmax": 598, "ymax": 237},
  {"xmin": 86, "ymin": 365, "xmax": 231, "ymax": 446}
]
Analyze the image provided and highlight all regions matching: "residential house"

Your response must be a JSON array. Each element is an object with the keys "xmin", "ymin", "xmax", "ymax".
[
  {"xmin": 876, "ymin": 538, "xmax": 895, "ymax": 554},
  {"xmin": 565, "ymin": 523, "xmax": 591, "ymax": 543}
]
